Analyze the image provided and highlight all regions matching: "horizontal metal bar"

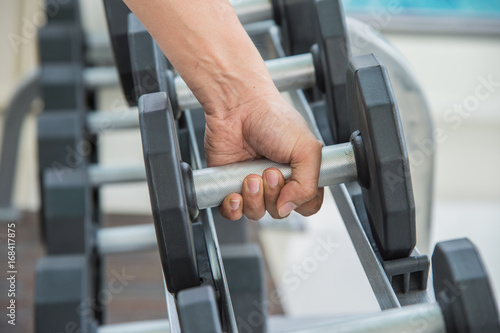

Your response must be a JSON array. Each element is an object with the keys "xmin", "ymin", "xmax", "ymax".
[
  {"xmin": 98, "ymin": 319, "xmax": 169, "ymax": 333},
  {"xmin": 232, "ymin": 0, "xmax": 273, "ymax": 24},
  {"xmin": 85, "ymin": 32, "xmax": 114, "ymax": 66},
  {"xmin": 96, "ymin": 304, "xmax": 444, "ymax": 333},
  {"xmin": 193, "ymin": 143, "xmax": 357, "ymax": 209},
  {"xmin": 290, "ymin": 302, "xmax": 445, "ymax": 333},
  {"xmin": 87, "ymin": 109, "xmax": 139, "ymax": 134},
  {"xmin": 88, "ymin": 164, "xmax": 145, "ymax": 187},
  {"xmin": 175, "ymin": 53, "xmax": 316, "ymax": 110},
  {"xmin": 97, "ymin": 224, "xmax": 157, "ymax": 255},
  {"xmin": 83, "ymin": 66, "xmax": 119, "ymax": 89},
  {"xmin": 85, "ymin": 32, "xmax": 111, "ymax": 52}
]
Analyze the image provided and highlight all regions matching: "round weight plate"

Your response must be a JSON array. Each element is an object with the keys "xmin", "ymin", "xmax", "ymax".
[
  {"xmin": 103, "ymin": 0, "xmax": 136, "ymax": 106},
  {"xmin": 433, "ymin": 238, "xmax": 500, "ymax": 333},
  {"xmin": 139, "ymin": 92, "xmax": 199, "ymax": 294},
  {"xmin": 313, "ymin": 0, "xmax": 350, "ymax": 143},
  {"xmin": 347, "ymin": 54, "xmax": 416, "ymax": 260}
]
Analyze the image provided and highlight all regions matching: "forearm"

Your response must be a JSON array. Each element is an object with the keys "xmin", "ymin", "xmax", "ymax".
[{"xmin": 123, "ymin": 0, "xmax": 277, "ymax": 115}]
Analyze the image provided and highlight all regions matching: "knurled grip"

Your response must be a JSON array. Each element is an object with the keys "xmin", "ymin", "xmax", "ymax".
[{"xmin": 193, "ymin": 142, "xmax": 357, "ymax": 209}]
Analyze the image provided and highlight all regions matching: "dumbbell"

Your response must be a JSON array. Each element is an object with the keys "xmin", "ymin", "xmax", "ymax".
[
  {"xmin": 39, "ymin": 2, "xmax": 118, "ymax": 93},
  {"xmin": 138, "ymin": 54, "xmax": 415, "ymax": 294},
  {"xmin": 39, "ymin": 25, "xmax": 119, "ymax": 113},
  {"xmin": 309, "ymin": 238, "xmax": 499, "ymax": 333},
  {"xmin": 269, "ymin": 238, "xmax": 498, "ymax": 333}
]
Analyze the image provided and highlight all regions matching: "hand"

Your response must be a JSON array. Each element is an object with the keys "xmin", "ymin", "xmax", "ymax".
[{"xmin": 204, "ymin": 90, "xmax": 324, "ymax": 221}]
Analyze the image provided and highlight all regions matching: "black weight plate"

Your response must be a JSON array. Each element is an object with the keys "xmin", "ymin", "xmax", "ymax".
[
  {"xmin": 347, "ymin": 54, "xmax": 416, "ymax": 260},
  {"xmin": 38, "ymin": 24, "xmax": 84, "ymax": 63},
  {"xmin": 103, "ymin": 0, "xmax": 135, "ymax": 105},
  {"xmin": 272, "ymin": 0, "xmax": 316, "ymax": 55},
  {"xmin": 45, "ymin": 0, "xmax": 81, "ymax": 24},
  {"xmin": 433, "ymin": 238, "xmax": 500, "ymax": 333},
  {"xmin": 41, "ymin": 63, "xmax": 84, "ymax": 111},
  {"xmin": 128, "ymin": 14, "xmax": 172, "ymax": 109},
  {"xmin": 35, "ymin": 255, "xmax": 91, "ymax": 332},
  {"xmin": 313, "ymin": 0, "xmax": 350, "ymax": 143},
  {"xmin": 139, "ymin": 92, "xmax": 199, "ymax": 294}
]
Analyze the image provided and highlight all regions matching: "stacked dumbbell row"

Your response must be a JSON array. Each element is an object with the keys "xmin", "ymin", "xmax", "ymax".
[
  {"xmin": 34, "ymin": 0, "xmax": 292, "ymax": 331},
  {"xmin": 34, "ymin": 0, "xmax": 500, "ymax": 333},
  {"xmin": 35, "ymin": 0, "xmax": 112, "ymax": 330}
]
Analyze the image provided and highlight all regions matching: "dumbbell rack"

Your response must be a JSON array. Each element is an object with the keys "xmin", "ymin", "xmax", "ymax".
[{"xmin": 32, "ymin": 0, "xmax": 500, "ymax": 333}]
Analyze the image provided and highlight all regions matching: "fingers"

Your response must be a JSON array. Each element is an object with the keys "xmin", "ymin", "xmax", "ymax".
[
  {"xmin": 219, "ymin": 170, "xmax": 284, "ymax": 221},
  {"xmin": 219, "ymin": 145, "xmax": 324, "ymax": 221},
  {"xmin": 263, "ymin": 168, "xmax": 285, "ymax": 219},
  {"xmin": 277, "ymin": 138, "xmax": 323, "ymax": 217},
  {"xmin": 242, "ymin": 175, "xmax": 266, "ymax": 221},
  {"xmin": 219, "ymin": 193, "xmax": 243, "ymax": 220},
  {"xmin": 218, "ymin": 174, "xmax": 267, "ymax": 221}
]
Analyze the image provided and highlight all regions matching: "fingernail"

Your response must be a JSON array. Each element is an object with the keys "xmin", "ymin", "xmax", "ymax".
[
  {"xmin": 230, "ymin": 199, "xmax": 240, "ymax": 210},
  {"xmin": 279, "ymin": 202, "xmax": 297, "ymax": 217},
  {"xmin": 265, "ymin": 171, "xmax": 279, "ymax": 187},
  {"xmin": 247, "ymin": 178, "xmax": 260, "ymax": 194}
]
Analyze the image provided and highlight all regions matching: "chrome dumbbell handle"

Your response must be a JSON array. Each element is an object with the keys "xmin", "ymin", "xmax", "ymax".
[
  {"xmin": 193, "ymin": 142, "xmax": 357, "ymax": 209},
  {"xmin": 232, "ymin": 0, "xmax": 274, "ymax": 24}
]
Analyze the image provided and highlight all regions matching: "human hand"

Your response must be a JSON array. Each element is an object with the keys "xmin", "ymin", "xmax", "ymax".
[
  {"xmin": 123, "ymin": 0, "xmax": 323, "ymax": 220},
  {"xmin": 204, "ymin": 90, "xmax": 324, "ymax": 221}
]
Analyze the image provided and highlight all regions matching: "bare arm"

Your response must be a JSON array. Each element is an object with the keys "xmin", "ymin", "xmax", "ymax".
[{"xmin": 123, "ymin": 0, "xmax": 273, "ymax": 115}]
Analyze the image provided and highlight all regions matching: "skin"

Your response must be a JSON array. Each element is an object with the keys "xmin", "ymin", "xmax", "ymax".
[{"xmin": 124, "ymin": 0, "xmax": 324, "ymax": 220}]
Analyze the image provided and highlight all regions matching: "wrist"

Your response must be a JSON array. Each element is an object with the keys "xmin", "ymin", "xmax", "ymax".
[{"xmin": 190, "ymin": 61, "xmax": 278, "ymax": 116}]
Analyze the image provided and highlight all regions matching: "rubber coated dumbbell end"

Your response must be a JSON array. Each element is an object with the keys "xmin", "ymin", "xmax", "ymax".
[
  {"xmin": 181, "ymin": 161, "xmax": 199, "ymax": 221},
  {"xmin": 350, "ymin": 130, "xmax": 369, "ymax": 189}
]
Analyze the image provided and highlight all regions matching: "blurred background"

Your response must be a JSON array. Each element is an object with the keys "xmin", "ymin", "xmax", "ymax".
[{"xmin": 0, "ymin": 0, "xmax": 499, "ymax": 330}]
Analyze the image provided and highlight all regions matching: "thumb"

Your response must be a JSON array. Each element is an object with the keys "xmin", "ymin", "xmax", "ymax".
[{"xmin": 276, "ymin": 138, "xmax": 323, "ymax": 217}]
